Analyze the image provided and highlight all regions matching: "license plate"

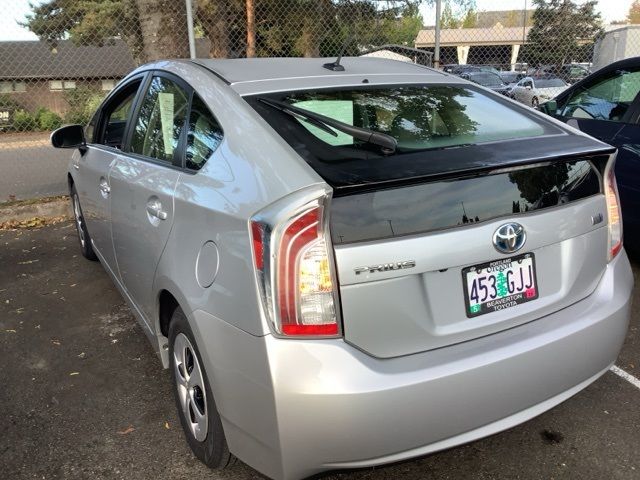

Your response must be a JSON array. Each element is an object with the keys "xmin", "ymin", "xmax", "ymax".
[{"xmin": 462, "ymin": 253, "xmax": 538, "ymax": 318}]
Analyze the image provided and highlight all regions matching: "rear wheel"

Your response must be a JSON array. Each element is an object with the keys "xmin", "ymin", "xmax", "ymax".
[
  {"xmin": 532, "ymin": 97, "xmax": 539, "ymax": 108},
  {"xmin": 169, "ymin": 307, "xmax": 235, "ymax": 469},
  {"xmin": 70, "ymin": 185, "xmax": 97, "ymax": 261}
]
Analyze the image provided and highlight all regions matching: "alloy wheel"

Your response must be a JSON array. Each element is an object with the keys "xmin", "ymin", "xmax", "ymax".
[
  {"xmin": 72, "ymin": 193, "xmax": 86, "ymax": 248},
  {"xmin": 173, "ymin": 333, "xmax": 208, "ymax": 442}
]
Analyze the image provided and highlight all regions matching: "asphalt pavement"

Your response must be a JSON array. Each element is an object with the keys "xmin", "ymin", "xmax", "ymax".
[
  {"xmin": 0, "ymin": 133, "xmax": 69, "ymax": 202},
  {"xmin": 1, "ymin": 222, "xmax": 639, "ymax": 480}
]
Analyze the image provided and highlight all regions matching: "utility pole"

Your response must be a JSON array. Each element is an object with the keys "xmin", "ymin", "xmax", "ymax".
[
  {"xmin": 434, "ymin": 0, "xmax": 442, "ymax": 69},
  {"xmin": 185, "ymin": 0, "xmax": 196, "ymax": 59}
]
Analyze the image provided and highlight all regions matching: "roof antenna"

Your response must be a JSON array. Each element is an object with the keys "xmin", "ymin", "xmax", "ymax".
[{"xmin": 323, "ymin": 35, "xmax": 353, "ymax": 72}]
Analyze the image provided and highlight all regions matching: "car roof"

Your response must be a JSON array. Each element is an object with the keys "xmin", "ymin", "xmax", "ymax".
[{"xmin": 190, "ymin": 57, "xmax": 452, "ymax": 95}]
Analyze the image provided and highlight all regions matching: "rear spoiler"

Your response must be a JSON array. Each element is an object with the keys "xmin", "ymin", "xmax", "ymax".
[{"xmin": 328, "ymin": 134, "xmax": 615, "ymax": 197}]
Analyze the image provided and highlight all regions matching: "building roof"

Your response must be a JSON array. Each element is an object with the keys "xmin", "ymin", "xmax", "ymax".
[
  {"xmin": 415, "ymin": 24, "xmax": 531, "ymax": 47},
  {"xmin": 0, "ymin": 39, "xmax": 136, "ymax": 80}
]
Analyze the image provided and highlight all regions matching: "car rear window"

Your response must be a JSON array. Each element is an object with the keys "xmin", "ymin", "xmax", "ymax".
[
  {"xmin": 246, "ymin": 84, "xmax": 564, "ymax": 189},
  {"xmin": 330, "ymin": 159, "xmax": 601, "ymax": 244},
  {"xmin": 468, "ymin": 73, "xmax": 504, "ymax": 87}
]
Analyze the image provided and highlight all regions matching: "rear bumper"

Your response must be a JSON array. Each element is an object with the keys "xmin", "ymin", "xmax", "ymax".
[{"xmin": 192, "ymin": 252, "xmax": 633, "ymax": 480}]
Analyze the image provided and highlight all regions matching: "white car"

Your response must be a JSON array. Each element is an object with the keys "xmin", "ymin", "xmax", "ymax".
[{"xmin": 511, "ymin": 76, "xmax": 569, "ymax": 107}]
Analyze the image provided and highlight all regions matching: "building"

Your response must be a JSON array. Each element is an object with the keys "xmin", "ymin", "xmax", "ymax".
[
  {"xmin": 593, "ymin": 25, "xmax": 640, "ymax": 71},
  {"xmin": 415, "ymin": 23, "xmax": 531, "ymax": 69},
  {"xmin": 0, "ymin": 40, "xmax": 136, "ymax": 116}
]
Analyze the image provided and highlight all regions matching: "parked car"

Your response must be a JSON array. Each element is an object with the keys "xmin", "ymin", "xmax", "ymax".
[
  {"xmin": 443, "ymin": 64, "xmax": 482, "ymax": 75},
  {"xmin": 532, "ymin": 64, "xmax": 590, "ymax": 84},
  {"xmin": 51, "ymin": 57, "xmax": 633, "ymax": 480},
  {"xmin": 499, "ymin": 71, "xmax": 526, "ymax": 86},
  {"xmin": 460, "ymin": 71, "xmax": 510, "ymax": 94},
  {"xmin": 511, "ymin": 75, "xmax": 570, "ymax": 106},
  {"xmin": 539, "ymin": 56, "xmax": 640, "ymax": 256}
]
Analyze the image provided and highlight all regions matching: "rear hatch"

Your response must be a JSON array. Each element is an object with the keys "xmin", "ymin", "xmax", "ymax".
[
  {"xmin": 246, "ymin": 82, "xmax": 615, "ymax": 357},
  {"xmin": 331, "ymin": 155, "xmax": 610, "ymax": 358}
]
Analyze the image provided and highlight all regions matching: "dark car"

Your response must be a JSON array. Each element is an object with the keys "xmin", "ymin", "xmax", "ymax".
[
  {"xmin": 540, "ymin": 56, "xmax": 640, "ymax": 256},
  {"xmin": 499, "ymin": 71, "xmax": 526, "ymax": 86},
  {"xmin": 443, "ymin": 64, "xmax": 482, "ymax": 75},
  {"xmin": 460, "ymin": 71, "xmax": 510, "ymax": 95}
]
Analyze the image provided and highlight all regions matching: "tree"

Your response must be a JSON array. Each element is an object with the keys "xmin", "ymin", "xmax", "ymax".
[
  {"xmin": 628, "ymin": 0, "xmax": 640, "ymax": 24},
  {"xmin": 22, "ymin": 0, "xmax": 187, "ymax": 63},
  {"xmin": 135, "ymin": 0, "xmax": 189, "ymax": 60},
  {"xmin": 461, "ymin": 8, "xmax": 477, "ymax": 28},
  {"xmin": 523, "ymin": 0, "xmax": 603, "ymax": 67},
  {"xmin": 441, "ymin": 1, "xmax": 461, "ymax": 29}
]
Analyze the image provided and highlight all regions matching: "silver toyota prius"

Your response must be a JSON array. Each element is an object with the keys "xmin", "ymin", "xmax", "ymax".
[{"xmin": 51, "ymin": 57, "xmax": 634, "ymax": 480}]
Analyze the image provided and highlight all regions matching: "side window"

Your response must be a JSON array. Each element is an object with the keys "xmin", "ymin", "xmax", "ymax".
[
  {"xmin": 561, "ymin": 69, "xmax": 640, "ymax": 121},
  {"xmin": 186, "ymin": 94, "xmax": 224, "ymax": 171},
  {"xmin": 97, "ymin": 82, "xmax": 140, "ymax": 149},
  {"xmin": 130, "ymin": 76, "xmax": 190, "ymax": 164}
]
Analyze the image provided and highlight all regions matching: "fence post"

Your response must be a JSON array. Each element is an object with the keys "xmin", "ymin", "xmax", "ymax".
[
  {"xmin": 434, "ymin": 0, "xmax": 442, "ymax": 69},
  {"xmin": 185, "ymin": 0, "xmax": 196, "ymax": 59}
]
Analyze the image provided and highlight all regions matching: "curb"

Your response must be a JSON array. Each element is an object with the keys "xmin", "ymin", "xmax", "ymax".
[{"xmin": 0, "ymin": 196, "xmax": 72, "ymax": 224}]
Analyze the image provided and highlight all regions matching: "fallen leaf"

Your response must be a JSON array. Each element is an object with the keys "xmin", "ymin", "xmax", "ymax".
[
  {"xmin": 5, "ymin": 329, "xmax": 16, "ymax": 333},
  {"xmin": 69, "ymin": 372, "xmax": 79, "ymax": 376},
  {"xmin": 118, "ymin": 426, "xmax": 135, "ymax": 435},
  {"xmin": 51, "ymin": 339, "xmax": 61, "ymax": 346},
  {"xmin": 17, "ymin": 259, "xmax": 39, "ymax": 265},
  {"xmin": 164, "ymin": 422, "xmax": 170, "ymax": 429}
]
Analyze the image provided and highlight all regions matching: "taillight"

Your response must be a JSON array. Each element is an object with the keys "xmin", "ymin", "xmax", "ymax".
[
  {"xmin": 250, "ymin": 189, "xmax": 340, "ymax": 338},
  {"xmin": 604, "ymin": 159, "xmax": 623, "ymax": 261}
]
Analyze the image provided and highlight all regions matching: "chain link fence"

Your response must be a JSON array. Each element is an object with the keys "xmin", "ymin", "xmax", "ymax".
[{"xmin": 0, "ymin": 0, "xmax": 638, "ymax": 200}]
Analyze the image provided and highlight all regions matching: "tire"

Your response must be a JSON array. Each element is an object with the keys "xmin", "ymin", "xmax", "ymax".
[
  {"xmin": 169, "ymin": 307, "xmax": 236, "ymax": 470},
  {"xmin": 532, "ymin": 97, "xmax": 539, "ymax": 108},
  {"xmin": 70, "ymin": 184, "xmax": 98, "ymax": 261}
]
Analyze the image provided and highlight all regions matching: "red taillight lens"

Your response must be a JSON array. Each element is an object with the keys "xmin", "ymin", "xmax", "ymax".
[
  {"xmin": 605, "ymin": 161, "xmax": 623, "ymax": 261},
  {"xmin": 250, "ymin": 192, "xmax": 340, "ymax": 338}
]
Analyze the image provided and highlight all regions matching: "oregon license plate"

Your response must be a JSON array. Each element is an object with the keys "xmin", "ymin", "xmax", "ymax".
[{"xmin": 462, "ymin": 253, "xmax": 538, "ymax": 318}]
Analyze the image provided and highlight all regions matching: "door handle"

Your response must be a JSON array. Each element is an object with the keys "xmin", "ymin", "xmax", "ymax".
[
  {"xmin": 146, "ymin": 202, "xmax": 168, "ymax": 220},
  {"xmin": 99, "ymin": 179, "xmax": 110, "ymax": 197}
]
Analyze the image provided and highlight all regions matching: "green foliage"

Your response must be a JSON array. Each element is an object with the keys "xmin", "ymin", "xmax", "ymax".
[
  {"xmin": 0, "ymin": 95, "xmax": 20, "ymax": 109},
  {"xmin": 12, "ymin": 110, "xmax": 38, "ymax": 131},
  {"xmin": 629, "ymin": 0, "xmax": 640, "ymax": 24},
  {"xmin": 440, "ymin": 1, "xmax": 477, "ymax": 29},
  {"xmin": 63, "ymin": 87, "xmax": 106, "ymax": 125},
  {"xmin": 36, "ymin": 108, "xmax": 63, "ymax": 131},
  {"xmin": 523, "ymin": 0, "xmax": 603, "ymax": 66},
  {"xmin": 441, "ymin": 2, "xmax": 461, "ymax": 29},
  {"xmin": 461, "ymin": 8, "xmax": 477, "ymax": 28}
]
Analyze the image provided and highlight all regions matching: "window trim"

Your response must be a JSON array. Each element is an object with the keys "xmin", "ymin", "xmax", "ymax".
[
  {"xmin": 93, "ymin": 72, "xmax": 149, "ymax": 150},
  {"xmin": 122, "ymin": 70, "xmax": 195, "ymax": 170},
  {"xmin": 184, "ymin": 92, "xmax": 225, "ymax": 172}
]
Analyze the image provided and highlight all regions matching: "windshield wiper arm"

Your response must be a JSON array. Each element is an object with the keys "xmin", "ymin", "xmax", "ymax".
[{"xmin": 258, "ymin": 97, "xmax": 397, "ymax": 154}]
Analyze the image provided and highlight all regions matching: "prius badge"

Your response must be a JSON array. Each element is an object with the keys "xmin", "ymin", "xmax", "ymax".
[{"xmin": 354, "ymin": 260, "xmax": 416, "ymax": 275}]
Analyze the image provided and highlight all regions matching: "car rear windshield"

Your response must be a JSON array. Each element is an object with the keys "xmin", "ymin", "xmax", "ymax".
[
  {"xmin": 469, "ymin": 73, "xmax": 504, "ymax": 86},
  {"xmin": 246, "ymin": 84, "xmax": 562, "ymax": 189},
  {"xmin": 330, "ymin": 159, "xmax": 601, "ymax": 244}
]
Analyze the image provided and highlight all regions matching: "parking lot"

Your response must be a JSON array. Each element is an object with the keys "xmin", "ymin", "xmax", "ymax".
[{"xmin": 1, "ymin": 221, "xmax": 639, "ymax": 480}]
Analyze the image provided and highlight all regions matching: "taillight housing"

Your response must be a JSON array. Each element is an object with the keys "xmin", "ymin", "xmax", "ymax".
[
  {"xmin": 604, "ymin": 158, "xmax": 623, "ymax": 261},
  {"xmin": 250, "ymin": 187, "xmax": 341, "ymax": 338}
]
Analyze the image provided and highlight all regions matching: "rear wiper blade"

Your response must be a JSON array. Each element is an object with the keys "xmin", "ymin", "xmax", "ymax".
[{"xmin": 258, "ymin": 97, "xmax": 397, "ymax": 154}]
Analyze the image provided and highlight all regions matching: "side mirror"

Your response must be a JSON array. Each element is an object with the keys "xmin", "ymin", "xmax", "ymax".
[
  {"xmin": 541, "ymin": 99, "xmax": 558, "ymax": 115},
  {"xmin": 51, "ymin": 124, "xmax": 86, "ymax": 150}
]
